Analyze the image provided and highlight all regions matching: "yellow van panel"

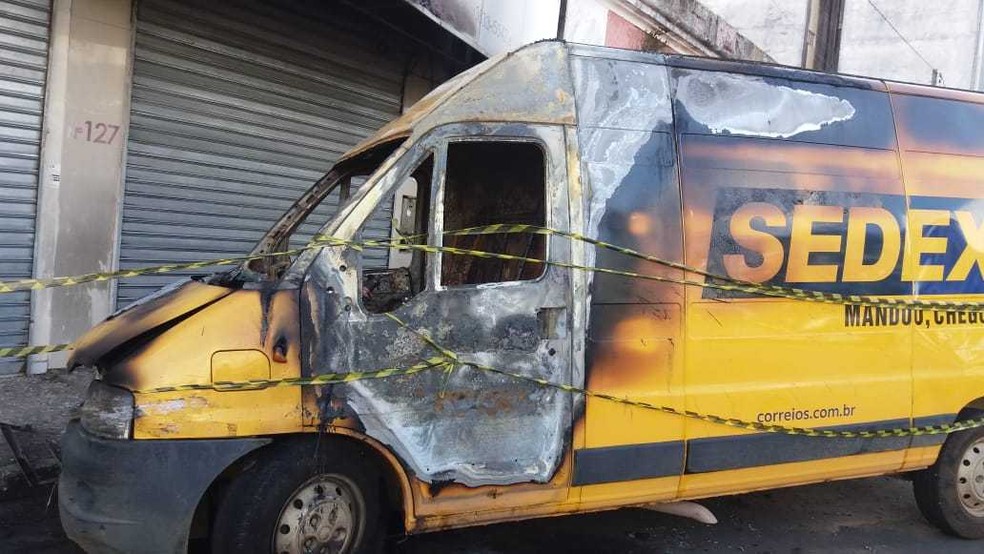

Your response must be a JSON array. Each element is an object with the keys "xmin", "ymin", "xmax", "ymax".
[
  {"xmin": 134, "ymin": 387, "xmax": 302, "ymax": 438},
  {"xmin": 683, "ymin": 298, "xmax": 911, "ymax": 493},
  {"xmin": 129, "ymin": 290, "xmax": 304, "ymax": 439}
]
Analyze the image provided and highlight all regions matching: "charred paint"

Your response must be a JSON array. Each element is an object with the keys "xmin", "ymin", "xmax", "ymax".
[
  {"xmin": 296, "ymin": 123, "xmax": 574, "ymax": 488},
  {"xmin": 69, "ymin": 280, "xmax": 234, "ymax": 388},
  {"xmin": 675, "ymin": 71, "xmax": 856, "ymax": 138},
  {"xmin": 71, "ymin": 283, "xmax": 305, "ymax": 437},
  {"xmin": 672, "ymin": 68, "xmax": 897, "ymax": 150}
]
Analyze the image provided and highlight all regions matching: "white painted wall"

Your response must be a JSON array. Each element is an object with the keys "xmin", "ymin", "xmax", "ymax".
[
  {"xmin": 406, "ymin": 0, "xmax": 562, "ymax": 56},
  {"xmin": 565, "ymin": 0, "xmax": 609, "ymax": 45},
  {"xmin": 840, "ymin": 0, "xmax": 981, "ymax": 89},
  {"xmin": 700, "ymin": 0, "xmax": 809, "ymax": 66},
  {"xmin": 704, "ymin": 0, "xmax": 984, "ymax": 90}
]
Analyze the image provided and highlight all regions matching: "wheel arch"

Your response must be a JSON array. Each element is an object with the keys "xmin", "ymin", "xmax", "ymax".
[
  {"xmin": 329, "ymin": 427, "xmax": 418, "ymax": 533},
  {"xmin": 190, "ymin": 429, "xmax": 417, "ymax": 544},
  {"xmin": 960, "ymin": 398, "xmax": 984, "ymax": 418}
]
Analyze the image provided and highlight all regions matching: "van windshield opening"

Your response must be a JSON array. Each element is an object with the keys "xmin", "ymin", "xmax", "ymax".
[{"xmin": 244, "ymin": 140, "xmax": 405, "ymax": 279}]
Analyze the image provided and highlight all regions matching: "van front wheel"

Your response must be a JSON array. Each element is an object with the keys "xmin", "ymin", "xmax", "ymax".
[
  {"xmin": 914, "ymin": 425, "xmax": 984, "ymax": 539},
  {"xmin": 211, "ymin": 437, "xmax": 384, "ymax": 554}
]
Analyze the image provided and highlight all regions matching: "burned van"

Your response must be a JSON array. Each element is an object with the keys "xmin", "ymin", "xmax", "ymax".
[{"xmin": 60, "ymin": 40, "xmax": 984, "ymax": 553}]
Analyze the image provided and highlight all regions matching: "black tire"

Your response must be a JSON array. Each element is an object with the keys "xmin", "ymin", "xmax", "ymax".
[
  {"xmin": 913, "ymin": 423, "xmax": 984, "ymax": 539},
  {"xmin": 211, "ymin": 436, "xmax": 385, "ymax": 554}
]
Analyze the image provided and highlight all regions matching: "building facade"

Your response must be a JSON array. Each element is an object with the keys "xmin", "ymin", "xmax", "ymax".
[
  {"xmin": 0, "ymin": 0, "xmax": 768, "ymax": 375},
  {"xmin": 703, "ymin": 0, "xmax": 984, "ymax": 90}
]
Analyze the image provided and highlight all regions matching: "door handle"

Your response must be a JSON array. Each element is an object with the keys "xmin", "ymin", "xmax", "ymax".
[{"xmin": 537, "ymin": 307, "xmax": 567, "ymax": 339}]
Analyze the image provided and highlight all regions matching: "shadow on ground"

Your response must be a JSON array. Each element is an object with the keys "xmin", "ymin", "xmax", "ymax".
[
  {"xmin": 2, "ymin": 474, "xmax": 980, "ymax": 553},
  {"xmin": 393, "ymin": 475, "xmax": 977, "ymax": 553}
]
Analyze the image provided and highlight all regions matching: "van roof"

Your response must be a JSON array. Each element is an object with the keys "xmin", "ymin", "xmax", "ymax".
[
  {"xmin": 568, "ymin": 40, "xmax": 984, "ymax": 102},
  {"xmin": 344, "ymin": 40, "xmax": 984, "ymax": 161}
]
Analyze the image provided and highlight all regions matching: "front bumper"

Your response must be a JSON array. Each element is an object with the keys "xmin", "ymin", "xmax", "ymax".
[{"xmin": 59, "ymin": 421, "xmax": 269, "ymax": 554}]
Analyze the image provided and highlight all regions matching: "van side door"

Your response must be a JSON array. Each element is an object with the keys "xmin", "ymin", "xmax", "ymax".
[
  {"xmin": 889, "ymin": 86, "xmax": 984, "ymax": 470},
  {"xmin": 672, "ymin": 66, "xmax": 914, "ymax": 497}
]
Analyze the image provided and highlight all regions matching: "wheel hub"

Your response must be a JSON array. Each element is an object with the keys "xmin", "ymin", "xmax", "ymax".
[
  {"xmin": 274, "ymin": 475, "xmax": 363, "ymax": 554},
  {"xmin": 957, "ymin": 438, "xmax": 984, "ymax": 517}
]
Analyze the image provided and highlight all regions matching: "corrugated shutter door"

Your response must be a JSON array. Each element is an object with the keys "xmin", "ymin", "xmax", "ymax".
[
  {"xmin": 0, "ymin": 0, "xmax": 48, "ymax": 375},
  {"xmin": 118, "ymin": 0, "xmax": 403, "ymax": 307}
]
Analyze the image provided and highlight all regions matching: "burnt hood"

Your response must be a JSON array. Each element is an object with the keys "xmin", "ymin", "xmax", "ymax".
[{"xmin": 69, "ymin": 280, "xmax": 235, "ymax": 370}]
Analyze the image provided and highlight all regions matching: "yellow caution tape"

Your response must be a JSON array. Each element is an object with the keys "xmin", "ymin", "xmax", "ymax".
[
  {"xmin": 2, "ymin": 224, "xmax": 981, "ymax": 313},
  {"xmin": 135, "ymin": 357, "xmax": 449, "ymax": 394},
  {"xmin": 6, "ymin": 320, "xmax": 972, "ymax": 439},
  {"xmin": 356, "ymin": 233, "xmax": 984, "ymax": 314},
  {"xmin": 439, "ymin": 224, "xmax": 984, "ymax": 314},
  {"xmin": 0, "ymin": 343, "xmax": 74, "ymax": 359},
  {"xmin": 131, "ymin": 340, "xmax": 984, "ymax": 438},
  {"xmin": 0, "ymin": 237, "xmax": 355, "ymax": 294},
  {"xmin": 0, "ymin": 258, "xmax": 247, "ymax": 294},
  {"xmin": 0, "ymin": 223, "xmax": 973, "ymax": 440},
  {"xmin": 2, "ymin": 224, "xmax": 981, "ymax": 360}
]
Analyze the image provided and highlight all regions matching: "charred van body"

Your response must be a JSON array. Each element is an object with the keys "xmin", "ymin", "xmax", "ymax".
[{"xmin": 59, "ymin": 41, "xmax": 984, "ymax": 553}]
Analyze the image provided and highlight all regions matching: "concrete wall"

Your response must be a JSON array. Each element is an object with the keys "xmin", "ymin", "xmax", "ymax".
[
  {"xmin": 700, "ymin": 0, "xmax": 808, "ymax": 66},
  {"xmin": 565, "ymin": 0, "xmax": 610, "ymax": 45},
  {"xmin": 840, "ymin": 0, "xmax": 982, "ymax": 88},
  {"xmin": 29, "ymin": 0, "xmax": 133, "ymax": 373},
  {"xmin": 703, "ymin": 0, "xmax": 984, "ymax": 91},
  {"xmin": 563, "ymin": 0, "xmax": 773, "ymax": 60},
  {"xmin": 624, "ymin": 0, "xmax": 773, "ymax": 60}
]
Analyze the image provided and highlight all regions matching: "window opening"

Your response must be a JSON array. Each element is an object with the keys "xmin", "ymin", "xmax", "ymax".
[
  {"xmin": 249, "ymin": 140, "xmax": 402, "ymax": 279},
  {"xmin": 441, "ymin": 141, "xmax": 546, "ymax": 286},
  {"xmin": 359, "ymin": 154, "xmax": 434, "ymax": 313}
]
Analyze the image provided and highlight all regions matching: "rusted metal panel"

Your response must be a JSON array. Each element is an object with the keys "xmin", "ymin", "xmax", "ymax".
[{"xmin": 344, "ymin": 41, "xmax": 576, "ymax": 162}]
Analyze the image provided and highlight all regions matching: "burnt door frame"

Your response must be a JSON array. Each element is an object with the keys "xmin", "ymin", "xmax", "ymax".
[{"xmin": 300, "ymin": 122, "xmax": 576, "ymax": 489}]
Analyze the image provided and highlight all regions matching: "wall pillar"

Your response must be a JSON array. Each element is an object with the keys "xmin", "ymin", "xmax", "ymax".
[
  {"xmin": 29, "ymin": 0, "xmax": 133, "ymax": 373},
  {"xmin": 973, "ymin": 0, "xmax": 984, "ymax": 90}
]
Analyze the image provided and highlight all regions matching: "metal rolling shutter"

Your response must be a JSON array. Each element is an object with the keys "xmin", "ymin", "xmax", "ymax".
[
  {"xmin": 118, "ymin": 0, "xmax": 403, "ymax": 307},
  {"xmin": 0, "ymin": 0, "xmax": 48, "ymax": 375}
]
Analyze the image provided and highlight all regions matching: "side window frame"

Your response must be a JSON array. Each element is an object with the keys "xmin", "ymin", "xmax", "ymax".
[
  {"xmin": 309, "ymin": 123, "xmax": 564, "ymax": 322},
  {"xmin": 353, "ymin": 147, "xmax": 439, "ymax": 315},
  {"xmin": 300, "ymin": 134, "xmax": 442, "ymax": 321},
  {"xmin": 433, "ymin": 135, "xmax": 553, "ymax": 292}
]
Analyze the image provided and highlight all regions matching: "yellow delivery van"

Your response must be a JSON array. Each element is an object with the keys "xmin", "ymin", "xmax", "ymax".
[{"xmin": 59, "ymin": 41, "xmax": 984, "ymax": 553}]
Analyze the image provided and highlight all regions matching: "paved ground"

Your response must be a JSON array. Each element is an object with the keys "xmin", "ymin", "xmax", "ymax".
[
  {"xmin": 2, "ymin": 473, "xmax": 982, "ymax": 553},
  {"xmin": 0, "ymin": 368, "xmax": 93, "ymax": 496},
  {"xmin": 0, "ymin": 486, "xmax": 79, "ymax": 553},
  {"xmin": 0, "ymin": 368, "xmax": 93, "ymax": 438}
]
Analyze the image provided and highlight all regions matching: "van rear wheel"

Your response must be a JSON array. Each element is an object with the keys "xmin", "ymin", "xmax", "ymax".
[
  {"xmin": 913, "ymin": 424, "xmax": 984, "ymax": 539},
  {"xmin": 211, "ymin": 437, "xmax": 384, "ymax": 554}
]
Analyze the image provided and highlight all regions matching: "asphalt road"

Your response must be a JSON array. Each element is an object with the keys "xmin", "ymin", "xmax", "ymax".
[{"xmin": 2, "ymin": 475, "xmax": 981, "ymax": 553}]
